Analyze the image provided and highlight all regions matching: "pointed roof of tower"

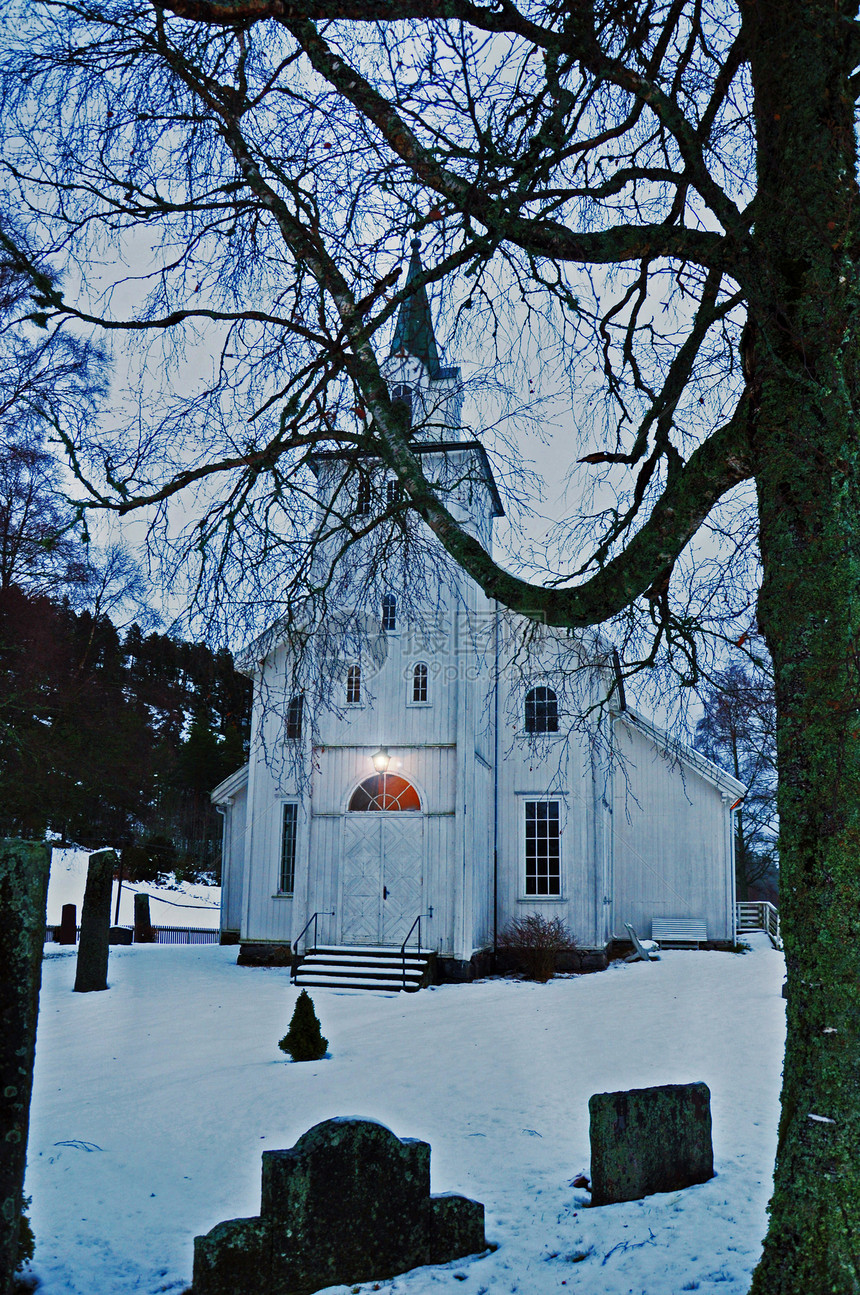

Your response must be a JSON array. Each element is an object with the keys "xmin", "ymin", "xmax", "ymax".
[{"xmin": 389, "ymin": 239, "xmax": 441, "ymax": 376}]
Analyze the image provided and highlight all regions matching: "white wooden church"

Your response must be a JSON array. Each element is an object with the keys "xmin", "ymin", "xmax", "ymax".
[{"xmin": 213, "ymin": 245, "xmax": 743, "ymax": 987}]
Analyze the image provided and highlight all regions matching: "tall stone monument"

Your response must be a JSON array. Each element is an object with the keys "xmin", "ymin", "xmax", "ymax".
[{"xmin": 74, "ymin": 849, "xmax": 116, "ymax": 993}]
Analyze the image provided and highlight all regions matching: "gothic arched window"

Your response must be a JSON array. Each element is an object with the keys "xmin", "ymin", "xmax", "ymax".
[
  {"xmin": 346, "ymin": 664, "xmax": 362, "ymax": 705},
  {"xmin": 355, "ymin": 474, "xmax": 372, "ymax": 516},
  {"xmin": 391, "ymin": 383, "xmax": 413, "ymax": 427},
  {"xmin": 525, "ymin": 686, "xmax": 559, "ymax": 734},
  {"xmin": 412, "ymin": 662, "xmax": 429, "ymax": 703},
  {"xmin": 348, "ymin": 774, "xmax": 421, "ymax": 811},
  {"xmin": 382, "ymin": 593, "xmax": 397, "ymax": 633},
  {"xmin": 286, "ymin": 694, "xmax": 303, "ymax": 740}
]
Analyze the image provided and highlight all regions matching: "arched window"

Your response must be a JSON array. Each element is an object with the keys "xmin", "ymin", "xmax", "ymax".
[
  {"xmin": 525, "ymin": 686, "xmax": 559, "ymax": 734},
  {"xmin": 286, "ymin": 694, "xmax": 303, "ymax": 740},
  {"xmin": 346, "ymin": 664, "xmax": 361, "ymax": 705},
  {"xmin": 348, "ymin": 774, "xmax": 421, "ymax": 811},
  {"xmin": 412, "ymin": 662, "xmax": 429, "ymax": 703},
  {"xmin": 355, "ymin": 474, "xmax": 372, "ymax": 516},
  {"xmin": 381, "ymin": 593, "xmax": 397, "ymax": 633},
  {"xmin": 391, "ymin": 383, "xmax": 413, "ymax": 427}
]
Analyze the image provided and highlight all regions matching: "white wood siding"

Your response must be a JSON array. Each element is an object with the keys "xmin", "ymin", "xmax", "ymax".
[{"xmin": 610, "ymin": 720, "xmax": 735, "ymax": 941}]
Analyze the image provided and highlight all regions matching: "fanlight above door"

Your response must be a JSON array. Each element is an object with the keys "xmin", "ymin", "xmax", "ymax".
[{"xmin": 348, "ymin": 774, "xmax": 421, "ymax": 811}]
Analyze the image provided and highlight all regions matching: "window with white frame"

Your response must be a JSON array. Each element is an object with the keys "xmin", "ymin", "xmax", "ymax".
[
  {"xmin": 382, "ymin": 593, "xmax": 397, "ymax": 633},
  {"xmin": 279, "ymin": 802, "xmax": 299, "ymax": 894},
  {"xmin": 386, "ymin": 479, "xmax": 401, "ymax": 506},
  {"xmin": 346, "ymin": 664, "xmax": 362, "ymax": 705},
  {"xmin": 412, "ymin": 661, "xmax": 429, "ymax": 703},
  {"xmin": 525, "ymin": 686, "xmax": 559, "ymax": 734},
  {"xmin": 286, "ymin": 694, "xmax": 303, "ymax": 740},
  {"xmin": 524, "ymin": 800, "xmax": 561, "ymax": 896},
  {"xmin": 355, "ymin": 474, "xmax": 372, "ymax": 516}
]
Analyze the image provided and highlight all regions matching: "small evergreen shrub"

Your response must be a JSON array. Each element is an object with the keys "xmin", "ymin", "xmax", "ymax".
[
  {"xmin": 279, "ymin": 990, "xmax": 328, "ymax": 1061},
  {"xmin": 498, "ymin": 913, "xmax": 577, "ymax": 982}
]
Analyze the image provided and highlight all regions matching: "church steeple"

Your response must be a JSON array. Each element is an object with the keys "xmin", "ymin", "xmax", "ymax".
[{"xmin": 389, "ymin": 240, "xmax": 441, "ymax": 377}]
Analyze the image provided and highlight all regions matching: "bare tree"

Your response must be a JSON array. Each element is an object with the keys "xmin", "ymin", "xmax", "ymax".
[
  {"xmin": 1, "ymin": 0, "xmax": 859, "ymax": 1287},
  {"xmin": 0, "ymin": 217, "xmax": 108, "ymax": 594},
  {"xmin": 695, "ymin": 652, "xmax": 778, "ymax": 901}
]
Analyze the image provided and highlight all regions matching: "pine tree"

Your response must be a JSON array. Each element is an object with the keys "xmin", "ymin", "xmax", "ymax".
[{"xmin": 278, "ymin": 990, "xmax": 328, "ymax": 1062}]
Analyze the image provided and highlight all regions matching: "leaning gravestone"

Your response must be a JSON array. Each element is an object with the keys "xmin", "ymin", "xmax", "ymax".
[
  {"xmin": 192, "ymin": 1117, "xmax": 486, "ymax": 1295},
  {"xmin": 55, "ymin": 902, "xmax": 77, "ymax": 945},
  {"xmin": 589, "ymin": 1081, "xmax": 714, "ymax": 1205},
  {"xmin": 74, "ymin": 849, "xmax": 116, "ymax": 993},
  {"xmin": 0, "ymin": 840, "xmax": 50, "ymax": 1295}
]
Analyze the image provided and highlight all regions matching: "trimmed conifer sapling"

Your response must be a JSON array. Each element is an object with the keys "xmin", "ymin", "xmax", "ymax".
[{"xmin": 279, "ymin": 989, "xmax": 328, "ymax": 1061}]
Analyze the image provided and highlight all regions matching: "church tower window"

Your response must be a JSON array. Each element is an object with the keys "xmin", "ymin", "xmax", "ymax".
[
  {"xmin": 525, "ymin": 686, "xmax": 559, "ymax": 734},
  {"xmin": 355, "ymin": 474, "xmax": 372, "ymax": 516},
  {"xmin": 286, "ymin": 694, "xmax": 303, "ymax": 739},
  {"xmin": 391, "ymin": 383, "xmax": 413, "ymax": 427},
  {"xmin": 412, "ymin": 662, "xmax": 429, "ymax": 703},
  {"xmin": 382, "ymin": 593, "xmax": 397, "ymax": 633},
  {"xmin": 346, "ymin": 664, "xmax": 362, "ymax": 705}
]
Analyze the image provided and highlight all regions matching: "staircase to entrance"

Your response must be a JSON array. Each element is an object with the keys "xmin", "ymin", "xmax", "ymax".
[{"xmin": 292, "ymin": 945, "xmax": 435, "ymax": 992}]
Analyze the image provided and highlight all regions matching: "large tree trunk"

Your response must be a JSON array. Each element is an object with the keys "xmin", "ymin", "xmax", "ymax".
[
  {"xmin": 749, "ymin": 2, "xmax": 860, "ymax": 1287},
  {"xmin": 0, "ymin": 840, "xmax": 50, "ymax": 1295}
]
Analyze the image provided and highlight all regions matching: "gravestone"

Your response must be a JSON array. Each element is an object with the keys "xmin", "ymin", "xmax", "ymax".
[
  {"xmin": 55, "ymin": 902, "xmax": 77, "ymax": 944},
  {"xmin": 0, "ymin": 840, "xmax": 50, "ymax": 1294},
  {"xmin": 589, "ymin": 1081, "xmax": 714, "ymax": 1206},
  {"xmin": 109, "ymin": 926, "xmax": 133, "ymax": 945},
  {"xmin": 74, "ymin": 849, "xmax": 116, "ymax": 993},
  {"xmin": 192, "ymin": 1117, "xmax": 486, "ymax": 1295},
  {"xmin": 133, "ymin": 892, "xmax": 156, "ymax": 942}
]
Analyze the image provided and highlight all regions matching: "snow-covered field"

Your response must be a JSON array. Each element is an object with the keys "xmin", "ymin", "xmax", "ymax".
[
  {"xmin": 25, "ymin": 934, "xmax": 785, "ymax": 1295},
  {"xmin": 47, "ymin": 848, "xmax": 221, "ymax": 930}
]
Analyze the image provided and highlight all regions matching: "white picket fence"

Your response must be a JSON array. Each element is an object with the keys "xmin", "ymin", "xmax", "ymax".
[{"xmin": 736, "ymin": 901, "xmax": 781, "ymax": 949}]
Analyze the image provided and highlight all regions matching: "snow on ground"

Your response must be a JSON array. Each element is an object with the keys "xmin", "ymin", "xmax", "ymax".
[
  {"xmin": 25, "ymin": 933, "xmax": 785, "ymax": 1295},
  {"xmin": 47, "ymin": 848, "xmax": 220, "ymax": 930}
]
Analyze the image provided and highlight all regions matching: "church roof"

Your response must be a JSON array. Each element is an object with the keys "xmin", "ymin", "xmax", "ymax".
[{"xmin": 389, "ymin": 240, "xmax": 441, "ymax": 377}]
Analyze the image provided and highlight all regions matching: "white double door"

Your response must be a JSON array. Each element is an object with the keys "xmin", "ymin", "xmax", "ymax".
[{"xmin": 341, "ymin": 814, "xmax": 424, "ymax": 946}]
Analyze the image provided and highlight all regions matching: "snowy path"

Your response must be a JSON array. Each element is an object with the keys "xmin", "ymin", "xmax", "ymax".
[{"xmin": 26, "ymin": 934, "xmax": 784, "ymax": 1295}]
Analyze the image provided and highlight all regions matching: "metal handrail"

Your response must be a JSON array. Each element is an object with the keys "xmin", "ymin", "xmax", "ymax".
[
  {"xmin": 291, "ymin": 910, "xmax": 335, "ymax": 982},
  {"xmin": 400, "ymin": 907, "xmax": 433, "ymax": 989}
]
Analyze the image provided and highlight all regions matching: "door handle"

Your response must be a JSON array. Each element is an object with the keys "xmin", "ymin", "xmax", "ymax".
[{"xmin": 383, "ymin": 886, "xmax": 389, "ymax": 900}]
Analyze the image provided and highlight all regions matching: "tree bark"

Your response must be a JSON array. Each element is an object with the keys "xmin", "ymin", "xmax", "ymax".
[
  {"xmin": 0, "ymin": 839, "xmax": 50, "ymax": 1295},
  {"xmin": 749, "ymin": 0, "xmax": 860, "ymax": 1286}
]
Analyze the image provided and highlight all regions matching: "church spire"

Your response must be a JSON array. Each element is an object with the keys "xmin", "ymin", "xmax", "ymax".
[{"xmin": 389, "ymin": 239, "xmax": 440, "ymax": 377}]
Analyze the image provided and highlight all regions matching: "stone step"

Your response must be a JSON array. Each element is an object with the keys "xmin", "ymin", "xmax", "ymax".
[
  {"xmin": 297, "ymin": 963, "xmax": 423, "ymax": 982},
  {"xmin": 310, "ymin": 945, "xmax": 434, "ymax": 958},
  {"xmin": 299, "ymin": 955, "xmax": 426, "ymax": 971},
  {"xmin": 294, "ymin": 944, "xmax": 433, "ymax": 992},
  {"xmin": 296, "ymin": 975, "xmax": 422, "ymax": 992}
]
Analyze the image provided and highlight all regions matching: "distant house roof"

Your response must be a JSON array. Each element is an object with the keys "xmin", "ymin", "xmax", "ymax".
[
  {"xmin": 389, "ymin": 240, "xmax": 442, "ymax": 377},
  {"xmin": 211, "ymin": 763, "xmax": 249, "ymax": 804}
]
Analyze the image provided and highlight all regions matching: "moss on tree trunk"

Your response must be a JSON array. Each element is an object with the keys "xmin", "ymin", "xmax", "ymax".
[
  {"xmin": 749, "ymin": 2, "xmax": 860, "ymax": 1286},
  {"xmin": 0, "ymin": 840, "xmax": 50, "ymax": 1295}
]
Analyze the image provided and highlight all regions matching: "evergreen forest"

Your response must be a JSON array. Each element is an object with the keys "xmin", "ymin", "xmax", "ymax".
[{"xmin": 0, "ymin": 584, "xmax": 250, "ymax": 882}]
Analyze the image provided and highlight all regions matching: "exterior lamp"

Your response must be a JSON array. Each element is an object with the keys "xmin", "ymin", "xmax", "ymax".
[{"xmin": 372, "ymin": 746, "xmax": 391, "ymax": 773}]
